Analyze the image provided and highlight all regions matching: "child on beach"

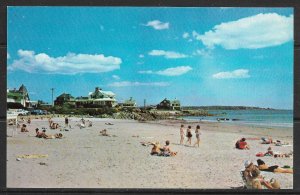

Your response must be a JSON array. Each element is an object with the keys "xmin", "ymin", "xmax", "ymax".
[
  {"xmin": 150, "ymin": 142, "xmax": 161, "ymax": 155},
  {"xmin": 186, "ymin": 126, "xmax": 192, "ymax": 145},
  {"xmin": 193, "ymin": 125, "xmax": 201, "ymax": 147},
  {"xmin": 180, "ymin": 124, "xmax": 185, "ymax": 145},
  {"xmin": 20, "ymin": 124, "xmax": 28, "ymax": 132}
]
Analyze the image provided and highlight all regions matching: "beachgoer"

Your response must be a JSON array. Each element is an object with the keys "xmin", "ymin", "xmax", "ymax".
[
  {"xmin": 150, "ymin": 142, "xmax": 161, "ymax": 155},
  {"xmin": 161, "ymin": 140, "xmax": 175, "ymax": 156},
  {"xmin": 186, "ymin": 126, "xmax": 192, "ymax": 145},
  {"xmin": 65, "ymin": 117, "xmax": 69, "ymax": 127},
  {"xmin": 257, "ymin": 159, "xmax": 293, "ymax": 173},
  {"xmin": 27, "ymin": 118, "xmax": 31, "ymax": 124},
  {"xmin": 100, "ymin": 129, "xmax": 108, "ymax": 136},
  {"xmin": 88, "ymin": 120, "xmax": 92, "ymax": 127},
  {"xmin": 180, "ymin": 124, "xmax": 185, "ymax": 145},
  {"xmin": 264, "ymin": 147, "xmax": 274, "ymax": 156},
  {"xmin": 193, "ymin": 125, "xmax": 201, "ymax": 147},
  {"xmin": 20, "ymin": 124, "xmax": 29, "ymax": 132},
  {"xmin": 261, "ymin": 137, "xmax": 273, "ymax": 144},
  {"xmin": 243, "ymin": 160, "xmax": 280, "ymax": 189},
  {"xmin": 236, "ymin": 138, "xmax": 250, "ymax": 150}
]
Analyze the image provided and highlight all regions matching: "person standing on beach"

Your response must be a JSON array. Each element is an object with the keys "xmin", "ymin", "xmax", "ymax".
[
  {"xmin": 193, "ymin": 125, "xmax": 201, "ymax": 147},
  {"xmin": 65, "ymin": 117, "xmax": 69, "ymax": 128},
  {"xmin": 186, "ymin": 126, "xmax": 192, "ymax": 145},
  {"xmin": 180, "ymin": 124, "xmax": 185, "ymax": 144}
]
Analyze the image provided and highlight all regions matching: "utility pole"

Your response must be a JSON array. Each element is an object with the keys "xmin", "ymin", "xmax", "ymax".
[
  {"xmin": 50, "ymin": 88, "xmax": 55, "ymax": 106},
  {"xmin": 144, "ymin": 99, "xmax": 146, "ymax": 109}
]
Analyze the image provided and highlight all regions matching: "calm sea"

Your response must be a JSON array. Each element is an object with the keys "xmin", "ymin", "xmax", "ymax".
[{"xmin": 182, "ymin": 109, "xmax": 293, "ymax": 128}]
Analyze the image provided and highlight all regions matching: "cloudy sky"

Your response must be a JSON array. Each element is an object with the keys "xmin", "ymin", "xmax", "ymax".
[{"xmin": 7, "ymin": 7, "xmax": 293, "ymax": 109}]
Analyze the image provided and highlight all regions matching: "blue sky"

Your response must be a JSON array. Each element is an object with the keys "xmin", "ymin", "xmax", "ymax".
[{"xmin": 7, "ymin": 7, "xmax": 293, "ymax": 109}]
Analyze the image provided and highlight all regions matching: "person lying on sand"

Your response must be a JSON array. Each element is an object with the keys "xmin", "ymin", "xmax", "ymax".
[
  {"xmin": 261, "ymin": 137, "xmax": 273, "ymax": 144},
  {"xmin": 273, "ymin": 151, "xmax": 293, "ymax": 158},
  {"xmin": 100, "ymin": 129, "xmax": 109, "ymax": 136},
  {"xmin": 257, "ymin": 159, "xmax": 293, "ymax": 173},
  {"xmin": 36, "ymin": 129, "xmax": 47, "ymax": 138},
  {"xmin": 44, "ymin": 133, "xmax": 63, "ymax": 139},
  {"xmin": 243, "ymin": 160, "xmax": 280, "ymax": 189},
  {"xmin": 235, "ymin": 138, "xmax": 250, "ymax": 150},
  {"xmin": 105, "ymin": 122, "xmax": 114, "ymax": 125},
  {"xmin": 20, "ymin": 124, "xmax": 29, "ymax": 132},
  {"xmin": 150, "ymin": 142, "xmax": 161, "ymax": 155}
]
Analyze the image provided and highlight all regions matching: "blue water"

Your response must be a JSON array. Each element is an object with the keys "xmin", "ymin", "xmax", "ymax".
[{"xmin": 182, "ymin": 110, "xmax": 293, "ymax": 128}]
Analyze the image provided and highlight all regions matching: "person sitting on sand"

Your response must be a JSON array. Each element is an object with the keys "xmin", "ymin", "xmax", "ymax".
[
  {"xmin": 150, "ymin": 142, "xmax": 161, "ymax": 155},
  {"xmin": 257, "ymin": 159, "xmax": 293, "ymax": 174},
  {"xmin": 35, "ymin": 128, "xmax": 43, "ymax": 138},
  {"xmin": 236, "ymin": 138, "xmax": 250, "ymax": 150},
  {"xmin": 261, "ymin": 137, "xmax": 273, "ymax": 144},
  {"xmin": 27, "ymin": 118, "xmax": 31, "ymax": 124},
  {"xmin": 100, "ymin": 129, "xmax": 109, "ymax": 136},
  {"xmin": 264, "ymin": 147, "xmax": 274, "ymax": 156},
  {"xmin": 243, "ymin": 160, "xmax": 280, "ymax": 189},
  {"xmin": 49, "ymin": 121, "xmax": 60, "ymax": 129},
  {"xmin": 87, "ymin": 120, "xmax": 92, "ymax": 127},
  {"xmin": 20, "ymin": 124, "xmax": 29, "ymax": 132},
  {"xmin": 186, "ymin": 126, "xmax": 192, "ymax": 145},
  {"xmin": 160, "ymin": 140, "xmax": 177, "ymax": 156}
]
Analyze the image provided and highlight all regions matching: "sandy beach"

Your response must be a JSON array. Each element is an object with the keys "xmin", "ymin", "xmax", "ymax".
[{"xmin": 7, "ymin": 117, "xmax": 293, "ymax": 189}]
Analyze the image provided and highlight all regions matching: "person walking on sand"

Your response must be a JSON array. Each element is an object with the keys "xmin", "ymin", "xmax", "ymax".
[
  {"xmin": 186, "ymin": 125, "xmax": 192, "ymax": 145},
  {"xmin": 193, "ymin": 125, "xmax": 201, "ymax": 147},
  {"xmin": 180, "ymin": 124, "xmax": 185, "ymax": 145}
]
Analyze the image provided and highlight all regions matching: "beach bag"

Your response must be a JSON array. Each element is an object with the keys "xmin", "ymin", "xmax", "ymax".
[{"xmin": 256, "ymin": 152, "xmax": 264, "ymax": 157}]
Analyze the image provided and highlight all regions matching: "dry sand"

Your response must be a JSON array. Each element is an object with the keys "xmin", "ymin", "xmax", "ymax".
[{"xmin": 7, "ymin": 117, "xmax": 293, "ymax": 189}]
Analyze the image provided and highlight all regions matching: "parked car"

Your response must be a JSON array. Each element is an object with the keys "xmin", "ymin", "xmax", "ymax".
[
  {"xmin": 31, "ymin": 109, "xmax": 44, "ymax": 115},
  {"xmin": 8, "ymin": 109, "xmax": 29, "ymax": 116}
]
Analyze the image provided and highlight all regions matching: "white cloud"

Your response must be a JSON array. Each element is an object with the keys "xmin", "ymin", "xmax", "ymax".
[
  {"xmin": 148, "ymin": 50, "xmax": 188, "ymax": 59},
  {"xmin": 7, "ymin": 53, "xmax": 10, "ymax": 59},
  {"xmin": 193, "ymin": 49, "xmax": 212, "ymax": 58},
  {"xmin": 139, "ymin": 54, "xmax": 144, "ymax": 58},
  {"xmin": 9, "ymin": 50, "xmax": 122, "ymax": 74},
  {"xmin": 145, "ymin": 20, "xmax": 169, "ymax": 30},
  {"xmin": 194, "ymin": 13, "xmax": 293, "ymax": 49},
  {"xmin": 112, "ymin": 75, "xmax": 120, "ymax": 80},
  {"xmin": 212, "ymin": 69, "xmax": 250, "ymax": 79},
  {"xmin": 183, "ymin": 32, "xmax": 190, "ymax": 39},
  {"xmin": 139, "ymin": 66, "xmax": 192, "ymax": 76},
  {"xmin": 109, "ymin": 81, "xmax": 170, "ymax": 87}
]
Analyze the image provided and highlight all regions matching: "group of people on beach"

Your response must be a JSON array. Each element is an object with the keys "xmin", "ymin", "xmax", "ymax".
[
  {"xmin": 180, "ymin": 124, "xmax": 201, "ymax": 147},
  {"xmin": 235, "ymin": 136, "xmax": 293, "ymax": 189},
  {"xmin": 149, "ymin": 140, "xmax": 177, "ymax": 157}
]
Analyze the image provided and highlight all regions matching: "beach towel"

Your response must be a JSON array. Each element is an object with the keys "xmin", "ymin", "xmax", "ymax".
[
  {"xmin": 17, "ymin": 154, "xmax": 48, "ymax": 159},
  {"xmin": 256, "ymin": 152, "xmax": 264, "ymax": 157}
]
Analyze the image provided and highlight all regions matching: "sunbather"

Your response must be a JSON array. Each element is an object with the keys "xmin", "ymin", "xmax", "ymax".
[
  {"xmin": 261, "ymin": 137, "xmax": 273, "ymax": 144},
  {"xmin": 150, "ymin": 142, "xmax": 161, "ymax": 155},
  {"xmin": 257, "ymin": 159, "xmax": 293, "ymax": 173},
  {"xmin": 236, "ymin": 138, "xmax": 250, "ymax": 150},
  {"xmin": 20, "ymin": 124, "xmax": 29, "ymax": 132},
  {"xmin": 44, "ymin": 133, "xmax": 63, "ymax": 139},
  {"xmin": 264, "ymin": 147, "xmax": 274, "ymax": 156},
  {"xmin": 100, "ymin": 129, "xmax": 109, "ymax": 136},
  {"xmin": 243, "ymin": 160, "xmax": 280, "ymax": 189}
]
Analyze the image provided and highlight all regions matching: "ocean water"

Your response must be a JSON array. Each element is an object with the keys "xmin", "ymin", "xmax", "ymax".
[{"xmin": 182, "ymin": 110, "xmax": 293, "ymax": 128}]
